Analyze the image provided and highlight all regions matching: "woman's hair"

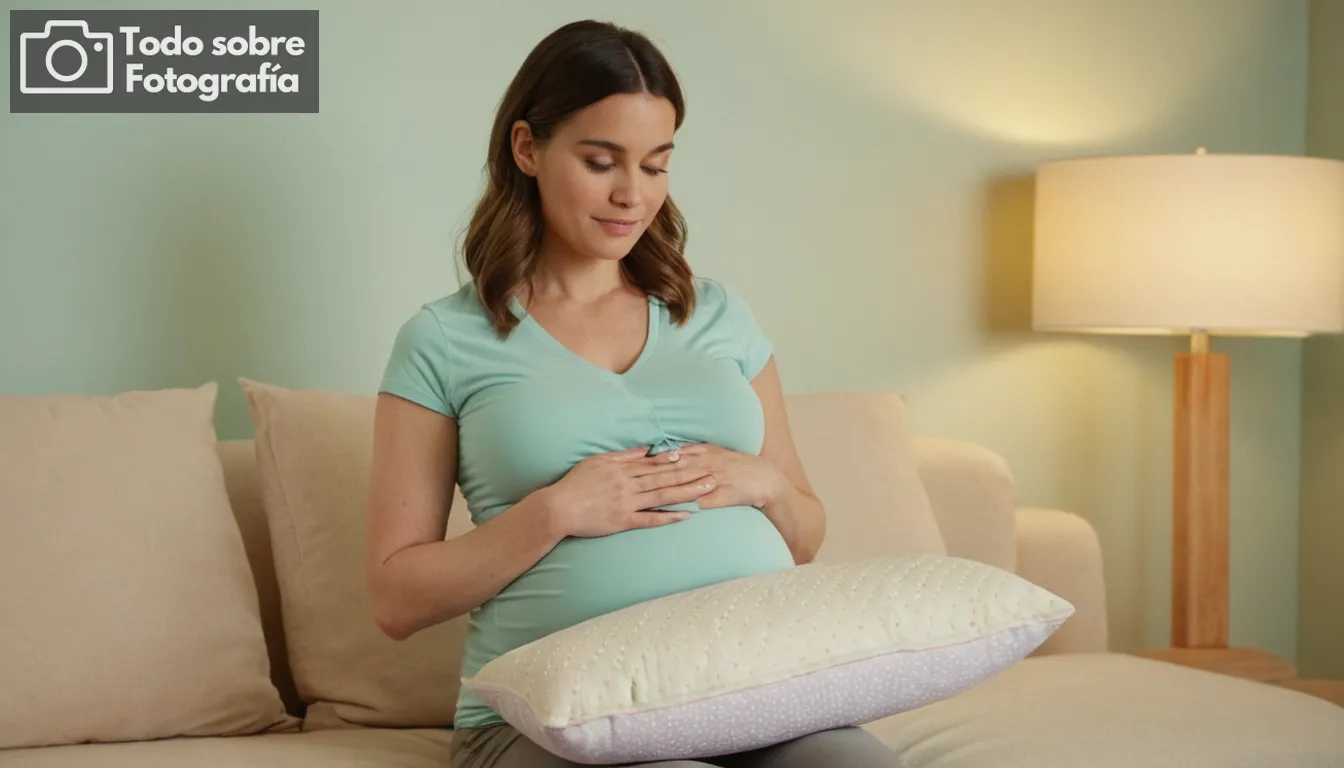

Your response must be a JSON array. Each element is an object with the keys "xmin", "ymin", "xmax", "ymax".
[{"xmin": 460, "ymin": 19, "xmax": 694, "ymax": 337}]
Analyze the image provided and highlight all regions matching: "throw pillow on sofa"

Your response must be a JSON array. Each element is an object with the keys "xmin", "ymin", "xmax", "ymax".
[
  {"xmin": 0, "ymin": 383, "xmax": 299, "ymax": 749},
  {"xmin": 782, "ymin": 391, "xmax": 948, "ymax": 562},
  {"xmin": 239, "ymin": 377, "xmax": 473, "ymax": 729},
  {"xmin": 461, "ymin": 554, "xmax": 1074, "ymax": 765}
]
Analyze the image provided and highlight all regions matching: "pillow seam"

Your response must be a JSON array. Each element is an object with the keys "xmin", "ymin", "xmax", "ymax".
[{"xmin": 255, "ymin": 394, "xmax": 316, "ymax": 676}]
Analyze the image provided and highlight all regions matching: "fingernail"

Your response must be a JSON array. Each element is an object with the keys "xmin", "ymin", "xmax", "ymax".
[{"xmin": 667, "ymin": 451, "xmax": 680, "ymax": 462}]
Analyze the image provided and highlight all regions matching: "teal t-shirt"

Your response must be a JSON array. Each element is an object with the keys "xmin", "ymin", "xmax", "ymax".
[{"xmin": 377, "ymin": 276, "xmax": 797, "ymax": 729}]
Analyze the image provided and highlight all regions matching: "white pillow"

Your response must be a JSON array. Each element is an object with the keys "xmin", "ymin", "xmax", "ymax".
[{"xmin": 460, "ymin": 555, "xmax": 1074, "ymax": 764}]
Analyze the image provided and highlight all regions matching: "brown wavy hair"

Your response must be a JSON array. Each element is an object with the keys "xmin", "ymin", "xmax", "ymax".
[{"xmin": 459, "ymin": 20, "xmax": 694, "ymax": 337}]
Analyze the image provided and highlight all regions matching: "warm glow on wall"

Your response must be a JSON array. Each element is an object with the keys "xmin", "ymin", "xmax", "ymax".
[{"xmin": 750, "ymin": 0, "xmax": 1272, "ymax": 145}]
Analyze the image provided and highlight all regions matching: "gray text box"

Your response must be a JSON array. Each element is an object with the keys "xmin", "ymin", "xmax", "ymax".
[{"xmin": 10, "ymin": 9, "xmax": 319, "ymax": 113}]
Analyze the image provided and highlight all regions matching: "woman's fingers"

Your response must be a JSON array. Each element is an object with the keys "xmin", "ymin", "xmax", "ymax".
[
  {"xmin": 638, "ymin": 474, "xmax": 717, "ymax": 509},
  {"xmin": 633, "ymin": 466, "xmax": 711, "ymax": 493},
  {"xmin": 610, "ymin": 444, "xmax": 716, "ymax": 480},
  {"xmin": 606, "ymin": 445, "xmax": 653, "ymax": 461},
  {"xmin": 626, "ymin": 509, "xmax": 693, "ymax": 528},
  {"xmin": 631, "ymin": 453, "xmax": 691, "ymax": 474}
]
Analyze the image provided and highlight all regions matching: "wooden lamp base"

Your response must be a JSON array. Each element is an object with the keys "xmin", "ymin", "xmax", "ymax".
[
  {"xmin": 1136, "ymin": 334, "xmax": 1298, "ymax": 685},
  {"xmin": 1171, "ymin": 335, "xmax": 1229, "ymax": 651}
]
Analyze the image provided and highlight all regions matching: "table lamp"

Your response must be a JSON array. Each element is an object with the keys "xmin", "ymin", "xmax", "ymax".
[{"xmin": 1031, "ymin": 149, "xmax": 1344, "ymax": 681}]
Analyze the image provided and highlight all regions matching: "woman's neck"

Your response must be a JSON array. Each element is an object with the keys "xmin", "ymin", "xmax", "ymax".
[{"xmin": 524, "ymin": 232, "xmax": 630, "ymax": 307}]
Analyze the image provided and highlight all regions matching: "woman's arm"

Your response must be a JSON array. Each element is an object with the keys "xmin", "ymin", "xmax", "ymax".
[
  {"xmin": 364, "ymin": 393, "xmax": 565, "ymax": 641},
  {"xmin": 752, "ymin": 357, "xmax": 827, "ymax": 565}
]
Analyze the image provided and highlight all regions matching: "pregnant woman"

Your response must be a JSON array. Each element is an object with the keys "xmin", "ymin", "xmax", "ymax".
[{"xmin": 366, "ymin": 19, "xmax": 894, "ymax": 768}]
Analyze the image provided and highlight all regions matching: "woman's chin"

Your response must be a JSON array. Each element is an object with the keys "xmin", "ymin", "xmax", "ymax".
[{"xmin": 584, "ymin": 241, "xmax": 637, "ymax": 262}]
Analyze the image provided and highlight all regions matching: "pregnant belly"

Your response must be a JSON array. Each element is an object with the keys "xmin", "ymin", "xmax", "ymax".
[{"xmin": 484, "ymin": 506, "xmax": 795, "ymax": 645}]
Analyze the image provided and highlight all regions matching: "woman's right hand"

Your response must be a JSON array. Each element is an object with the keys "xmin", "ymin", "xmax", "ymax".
[{"xmin": 541, "ymin": 445, "xmax": 717, "ymax": 538}]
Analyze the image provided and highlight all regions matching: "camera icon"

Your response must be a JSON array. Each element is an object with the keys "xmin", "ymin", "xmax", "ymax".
[{"xmin": 19, "ymin": 20, "xmax": 114, "ymax": 94}]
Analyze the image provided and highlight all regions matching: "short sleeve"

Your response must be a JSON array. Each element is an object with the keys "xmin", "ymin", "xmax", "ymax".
[
  {"xmin": 719, "ymin": 282, "xmax": 774, "ymax": 380},
  {"xmin": 378, "ymin": 307, "xmax": 457, "ymax": 419}
]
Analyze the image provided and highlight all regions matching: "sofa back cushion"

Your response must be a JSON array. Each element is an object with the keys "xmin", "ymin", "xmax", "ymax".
[
  {"xmin": 240, "ymin": 378, "xmax": 469, "ymax": 730},
  {"xmin": 0, "ymin": 383, "xmax": 299, "ymax": 749},
  {"xmin": 783, "ymin": 391, "xmax": 946, "ymax": 562},
  {"xmin": 233, "ymin": 379, "xmax": 946, "ymax": 729},
  {"xmin": 908, "ymin": 436, "xmax": 1017, "ymax": 572}
]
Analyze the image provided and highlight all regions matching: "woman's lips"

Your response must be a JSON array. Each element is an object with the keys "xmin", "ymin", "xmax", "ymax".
[{"xmin": 594, "ymin": 217, "xmax": 637, "ymax": 236}]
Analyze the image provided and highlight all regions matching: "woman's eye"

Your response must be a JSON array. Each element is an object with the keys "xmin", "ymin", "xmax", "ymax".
[{"xmin": 584, "ymin": 159, "xmax": 667, "ymax": 176}]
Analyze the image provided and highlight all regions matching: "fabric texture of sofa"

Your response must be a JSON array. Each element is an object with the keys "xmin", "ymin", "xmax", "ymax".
[{"xmin": 2, "ymin": 381, "xmax": 1343, "ymax": 767}]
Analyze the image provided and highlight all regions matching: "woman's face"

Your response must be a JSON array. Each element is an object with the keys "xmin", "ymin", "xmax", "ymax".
[{"xmin": 513, "ymin": 92, "xmax": 677, "ymax": 263}]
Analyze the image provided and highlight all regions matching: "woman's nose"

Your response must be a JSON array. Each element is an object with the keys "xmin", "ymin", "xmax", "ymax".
[{"xmin": 610, "ymin": 172, "xmax": 641, "ymax": 208}]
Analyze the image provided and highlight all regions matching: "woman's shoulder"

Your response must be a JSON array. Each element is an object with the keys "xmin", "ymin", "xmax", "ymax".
[
  {"xmin": 690, "ymin": 274, "xmax": 733, "ymax": 306},
  {"xmin": 689, "ymin": 275, "xmax": 757, "ymax": 321},
  {"xmin": 423, "ymin": 280, "xmax": 485, "ymax": 318},
  {"xmin": 685, "ymin": 275, "xmax": 772, "ymax": 377},
  {"xmin": 384, "ymin": 283, "xmax": 500, "ymax": 371},
  {"xmin": 395, "ymin": 282, "xmax": 491, "ymax": 335},
  {"xmin": 379, "ymin": 283, "xmax": 493, "ymax": 418}
]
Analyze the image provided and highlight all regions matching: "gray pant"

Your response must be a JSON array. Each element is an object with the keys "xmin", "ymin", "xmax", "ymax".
[{"xmin": 450, "ymin": 724, "xmax": 895, "ymax": 767}]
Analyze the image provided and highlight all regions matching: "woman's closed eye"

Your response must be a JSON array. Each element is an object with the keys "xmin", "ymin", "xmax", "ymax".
[{"xmin": 584, "ymin": 158, "xmax": 667, "ymax": 176}]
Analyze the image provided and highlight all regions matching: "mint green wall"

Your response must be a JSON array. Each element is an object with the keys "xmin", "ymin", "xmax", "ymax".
[
  {"xmin": 1299, "ymin": 0, "xmax": 1344, "ymax": 681},
  {"xmin": 0, "ymin": 0, "xmax": 1311, "ymax": 659}
]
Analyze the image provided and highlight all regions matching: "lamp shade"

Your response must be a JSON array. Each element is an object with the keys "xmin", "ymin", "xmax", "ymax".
[{"xmin": 1032, "ymin": 153, "xmax": 1344, "ymax": 336}]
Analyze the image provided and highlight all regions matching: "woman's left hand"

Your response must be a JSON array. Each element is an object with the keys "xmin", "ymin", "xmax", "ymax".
[{"xmin": 668, "ymin": 443, "xmax": 785, "ymax": 510}]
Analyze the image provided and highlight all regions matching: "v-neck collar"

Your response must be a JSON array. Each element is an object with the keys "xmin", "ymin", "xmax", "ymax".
[{"xmin": 509, "ymin": 293, "xmax": 660, "ymax": 380}]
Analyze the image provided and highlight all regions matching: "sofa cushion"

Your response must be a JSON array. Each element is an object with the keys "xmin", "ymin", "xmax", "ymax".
[
  {"xmin": 0, "ymin": 383, "xmax": 298, "ymax": 749},
  {"xmin": 785, "ymin": 391, "xmax": 947, "ymax": 562},
  {"xmin": 462, "ymin": 555, "xmax": 1073, "ymax": 765},
  {"xmin": 863, "ymin": 652, "xmax": 1344, "ymax": 767},
  {"xmin": 239, "ymin": 378, "xmax": 472, "ymax": 729},
  {"xmin": 909, "ymin": 436, "xmax": 1015, "ymax": 570},
  {"xmin": 0, "ymin": 728, "xmax": 454, "ymax": 768}
]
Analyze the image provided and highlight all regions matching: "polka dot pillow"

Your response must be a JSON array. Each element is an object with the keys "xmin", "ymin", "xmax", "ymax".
[{"xmin": 460, "ymin": 555, "xmax": 1074, "ymax": 764}]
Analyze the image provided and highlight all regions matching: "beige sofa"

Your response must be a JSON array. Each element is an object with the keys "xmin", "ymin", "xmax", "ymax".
[{"xmin": 3, "ymin": 382, "xmax": 1343, "ymax": 767}]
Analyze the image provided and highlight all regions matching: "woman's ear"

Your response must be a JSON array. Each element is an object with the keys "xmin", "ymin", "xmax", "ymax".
[{"xmin": 510, "ymin": 120, "xmax": 538, "ymax": 177}]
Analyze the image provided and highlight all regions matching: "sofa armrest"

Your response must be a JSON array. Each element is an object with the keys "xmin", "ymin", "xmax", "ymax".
[
  {"xmin": 1015, "ymin": 506, "xmax": 1109, "ymax": 655},
  {"xmin": 910, "ymin": 436, "xmax": 1110, "ymax": 654}
]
